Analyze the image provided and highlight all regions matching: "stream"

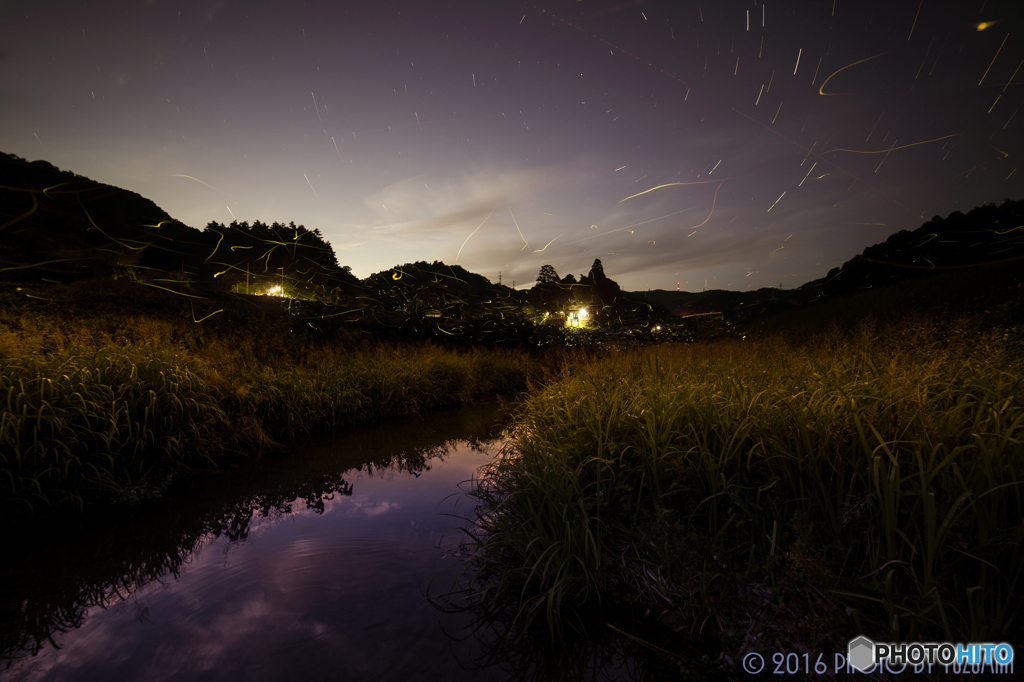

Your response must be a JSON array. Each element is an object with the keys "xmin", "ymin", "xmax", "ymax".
[{"xmin": 2, "ymin": 404, "xmax": 662, "ymax": 681}]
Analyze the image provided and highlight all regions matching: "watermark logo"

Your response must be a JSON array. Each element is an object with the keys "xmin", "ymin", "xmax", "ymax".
[
  {"xmin": 848, "ymin": 636, "xmax": 1015, "ymax": 673},
  {"xmin": 848, "ymin": 636, "xmax": 874, "ymax": 671}
]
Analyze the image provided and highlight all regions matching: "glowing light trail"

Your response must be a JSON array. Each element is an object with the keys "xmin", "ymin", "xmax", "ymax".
[
  {"xmin": 978, "ymin": 33, "xmax": 1009, "ymax": 85},
  {"xmin": 508, "ymin": 208, "xmax": 528, "ymax": 250},
  {"xmin": 165, "ymin": 175, "xmax": 226, "ymax": 194},
  {"xmin": 819, "ymin": 51, "xmax": 890, "ymax": 95},
  {"xmin": 455, "ymin": 206, "xmax": 496, "ymax": 262},
  {"xmin": 565, "ymin": 209, "xmax": 691, "ymax": 245},
  {"xmin": 824, "ymin": 134, "xmax": 959, "ymax": 155},
  {"xmin": 532, "ymin": 234, "xmax": 564, "ymax": 252},
  {"xmin": 619, "ymin": 178, "xmax": 736, "ymax": 203}
]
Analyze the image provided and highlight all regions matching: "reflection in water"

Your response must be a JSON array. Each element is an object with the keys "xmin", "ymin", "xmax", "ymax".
[
  {"xmin": 2, "ymin": 405, "xmax": 505, "ymax": 678},
  {"xmin": 2, "ymin": 404, "xmax": 682, "ymax": 681},
  {"xmin": 2, "ymin": 466, "xmax": 362, "ymax": 662}
]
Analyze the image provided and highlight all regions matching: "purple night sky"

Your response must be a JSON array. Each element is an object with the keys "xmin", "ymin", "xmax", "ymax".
[{"xmin": 2, "ymin": 0, "xmax": 1022, "ymax": 291}]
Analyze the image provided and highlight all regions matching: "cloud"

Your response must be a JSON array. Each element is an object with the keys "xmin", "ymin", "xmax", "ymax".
[{"xmin": 362, "ymin": 167, "xmax": 557, "ymax": 234}]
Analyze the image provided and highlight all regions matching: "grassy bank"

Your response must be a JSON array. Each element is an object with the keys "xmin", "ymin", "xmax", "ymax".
[
  {"xmin": 0, "ymin": 285, "xmax": 561, "ymax": 514},
  {"xmin": 461, "ymin": 314, "xmax": 1024, "ymax": 665}
]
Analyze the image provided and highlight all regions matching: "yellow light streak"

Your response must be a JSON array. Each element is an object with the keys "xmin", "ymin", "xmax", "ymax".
[
  {"xmin": 455, "ymin": 206, "xmax": 496, "ymax": 262},
  {"xmin": 532, "ymin": 234, "xmax": 564, "ymax": 252},
  {"xmin": 619, "ymin": 179, "xmax": 727, "ymax": 203},
  {"xmin": 565, "ymin": 209, "xmax": 690, "ymax": 245},
  {"xmin": 165, "ymin": 174, "xmax": 227, "ymax": 194},
  {"xmin": 818, "ymin": 51, "xmax": 890, "ymax": 95},
  {"xmin": 823, "ymin": 134, "xmax": 960, "ymax": 155},
  {"xmin": 508, "ymin": 207, "xmax": 528, "ymax": 250}
]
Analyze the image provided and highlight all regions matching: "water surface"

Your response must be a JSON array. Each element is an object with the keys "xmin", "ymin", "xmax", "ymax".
[{"xmin": 2, "ymin": 405, "xmax": 660, "ymax": 682}]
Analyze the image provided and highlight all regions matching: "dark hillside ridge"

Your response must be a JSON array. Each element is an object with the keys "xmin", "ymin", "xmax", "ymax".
[
  {"xmin": 0, "ymin": 152, "xmax": 196, "ymax": 282},
  {"xmin": 0, "ymin": 152, "xmax": 359, "ymax": 301},
  {"xmin": 3, "ymin": 151, "xmax": 1019, "ymax": 331},
  {"xmin": 625, "ymin": 288, "xmax": 787, "ymax": 318},
  {"xmin": 627, "ymin": 200, "xmax": 1024, "ymax": 324},
  {"xmin": 801, "ymin": 200, "xmax": 1024, "ymax": 299},
  {"xmin": 361, "ymin": 260, "xmax": 526, "ymax": 319}
]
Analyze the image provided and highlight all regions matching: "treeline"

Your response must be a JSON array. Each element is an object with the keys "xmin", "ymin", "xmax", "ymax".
[
  {"xmin": 0, "ymin": 153, "xmax": 360, "ymax": 299},
  {"xmin": 800, "ymin": 199, "xmax": 1024, "ymax": 299},
  {"xmin": 361, "ymin": 260, "xmax": 524, "ymax": 319},
  {"xmin": 197, "ymin": 220, "xmax": 360, "ymax": 301},
  {"xmin": 528, "ymin": 259, "xmax": 623, "ymax": 322}
]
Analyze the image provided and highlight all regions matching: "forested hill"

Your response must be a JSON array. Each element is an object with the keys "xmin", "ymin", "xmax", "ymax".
[
  {"xmin": 798, "ymin": 200, "xmax": 1024, "ymax": 300},
  {"xmin": 624, "ymin": 288, "xmax": 787, "ymax": 317},
  {"xmin": 361, "ymin": 261, "xmax": 524, "ymax": 318},
  {"xmin": 0, "ymin": 152, "xmax": 359, "ymax": 300},
  {"xmin": 0, "ymin": 152, "xmax": 194, "ymax": 282},
  {"xmin": 629, "ymin": 201, "xmax": 1024, "ymax": 323}
]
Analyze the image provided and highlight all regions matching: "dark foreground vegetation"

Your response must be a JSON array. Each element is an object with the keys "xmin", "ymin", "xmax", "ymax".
[
  {"xmin": 0, "ymin": 278, "xmax": 568, "ymax": 516},
  {"xmin": 450, "ymin": 270, "xmax": 1023, "ymax": 677}
]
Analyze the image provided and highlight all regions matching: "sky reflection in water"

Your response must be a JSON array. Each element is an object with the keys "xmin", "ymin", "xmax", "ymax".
[{"xmin": 7, "ymin": 420, "xmax": 505, "ymax": 681}]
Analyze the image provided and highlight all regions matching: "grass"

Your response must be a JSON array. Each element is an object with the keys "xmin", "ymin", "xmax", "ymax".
[
  {"xmin": 459, "ymin": 313, "xmax": 1024, "ymax": 663},
  {"xmin": 0, "ymin": 281, "xmax": 560, "ymax": 514},
  {"xmin": 1, "ymin": 345, "xmax": 226, "ymax": 510}
]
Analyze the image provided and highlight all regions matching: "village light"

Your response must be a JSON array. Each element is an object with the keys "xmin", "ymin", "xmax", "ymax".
[
  {"xmin": 579, "ymin": 308, "xmax": 588, "ymax": 318},
  {"xmin": 268, "ymin": 285, "xmax": 282, "ymax": 296}
]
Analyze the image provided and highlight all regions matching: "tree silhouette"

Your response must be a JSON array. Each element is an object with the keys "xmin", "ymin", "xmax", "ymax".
[
  {"xmin": 529, "ymin": 266, "xmax": 562, "ymax": 314},
  {"xmin": 580, "ymin": 259, "xmax": 621, "ymax": 323},
  {"xmin": 536, "ymin": 264, "xmax": 559, "ymax": 283}
]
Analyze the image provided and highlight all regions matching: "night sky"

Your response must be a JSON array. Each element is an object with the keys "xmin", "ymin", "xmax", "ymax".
[{"xmin": 2, "ymin": 1, "xmax": 1022, "ymax": 292}]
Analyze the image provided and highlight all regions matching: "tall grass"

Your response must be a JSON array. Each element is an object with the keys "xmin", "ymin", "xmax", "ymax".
[
  {"xmin": 238, "ymin": 346, "xmax": 538, "ymax": 439},
  {"xmin": 461, "ymin": 315, "xmax": 1024, "ymax": 656},
  {"xmin": 0, "ymin": 296, "xmax": 555, "ymax": 513},
  {"xmin": 1, "ymin": 346, "xmax": 226, "ymax": 510}
]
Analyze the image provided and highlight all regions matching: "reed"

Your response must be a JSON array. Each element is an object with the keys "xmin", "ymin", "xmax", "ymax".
[
  {"xmin": 0, "ymin": 345, "xmax": 225, "ymax": 510},
  {"xmin": 461, "ymin": 315, "xmax": 1024, "ymax": 655},
  {"xmin": 0, "ymin": 301, "xmax": 555, "ymax": 513},
  {"xmin": 237, "ymin": 345, "xmax": 540, "ymax": 439}
]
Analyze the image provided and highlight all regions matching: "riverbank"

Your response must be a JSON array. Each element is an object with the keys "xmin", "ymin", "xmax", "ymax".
[
  {"xmin": 0, "ymin": 281, "xmax": 565, "ymax": 515},
  {"xmin": 460, "ymin": 313, "xmax": 1024, "ymax": 671}
]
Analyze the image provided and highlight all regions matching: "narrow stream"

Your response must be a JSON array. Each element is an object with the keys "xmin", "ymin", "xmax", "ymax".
[{"xmin": 2, "ymin": 405, "xmax": 661, "ymax": 682}]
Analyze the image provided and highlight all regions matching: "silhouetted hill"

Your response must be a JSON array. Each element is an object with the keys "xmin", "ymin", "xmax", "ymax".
[
  {"xmin": 0, "ymin": 152, "xmax": 201, "ymax": 282},
  {"xmin": 361, "ymin": 261, "xmax": 525, "ymax": 318},
  {"xmin": 624, "ymin": 288, "xmax": 788, "ymax": 318},
  {"xmin": 625, "ymin": 201, "xmax": 1023, "ymax": 325},
  {"xmin": 0, "ymin": 153, "xmax": 359, "ymax": 300},
  {"xmin": 799, "ymin": 200, "xmax": 1024, "ymax": 301}
]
